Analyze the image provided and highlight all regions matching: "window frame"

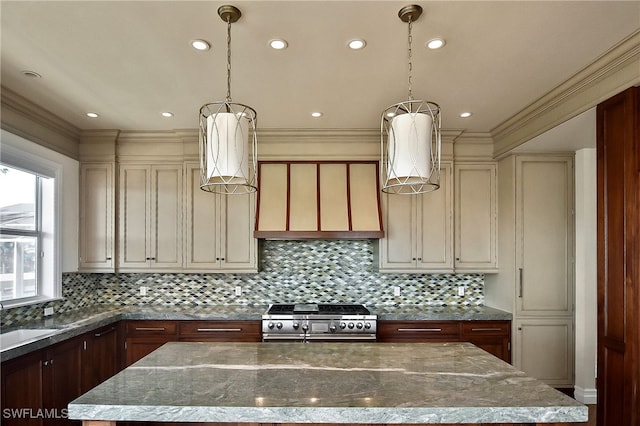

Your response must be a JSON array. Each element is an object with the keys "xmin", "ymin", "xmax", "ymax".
[{"xmin": 0, "ymin": 142, "xmax": 62, "ymax": 308}]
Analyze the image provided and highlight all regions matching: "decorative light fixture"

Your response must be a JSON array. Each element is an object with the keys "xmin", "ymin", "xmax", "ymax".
[
  {"xmin": 381, "ymin": 5, "xmax": 441, "ymax": 195},
  {"xmin": 199, "ymin": 5, "xmax": 257, "ymax": 195}
]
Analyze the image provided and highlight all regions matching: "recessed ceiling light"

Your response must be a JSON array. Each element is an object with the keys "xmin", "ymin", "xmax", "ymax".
[
  {"xmin": 86, "ymin": 112, "xmax": 99, "ymax": 118},
  {"xmin": 348, "ymin": 39, "xmax": 366, "ymax": 50},
  {"xmin": 191, "ymin": 39, "xmax": 211, "ymax": 51},
  {"xmin": 459, "ymin": 112, "xmax": 472, "ymax": 118},
  {"xmin": 311, "ymin": 112, "xmax": 323, "ymax": 118},
  {"xmin": 426, "ymin": 38, "xmax": 445, "ymax": 49},
  {"xmin": 161, "ymin": 112, "xmax": 174, "ymax": 118},
  {"xmin": 21, "ymin": 70, "xmax": 42, "ymax": 78},
  {"xmin": 269, "ymin": 39, "xmax": 288, "ymax": 50}
]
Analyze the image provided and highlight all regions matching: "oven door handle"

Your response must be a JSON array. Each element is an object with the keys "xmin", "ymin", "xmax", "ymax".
[
  {"xmin": 304, "ymin": 334, "xmax": 377, "ymax": 341},
  {"xmin": 263, "ymin": 334, "xmax": 306, "ymax": 341}
]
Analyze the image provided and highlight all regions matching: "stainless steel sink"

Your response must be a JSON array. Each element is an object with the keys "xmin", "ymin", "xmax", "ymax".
[{"xmin": 0, "ymin": 328, "xmax": 59, "ymax": 351}]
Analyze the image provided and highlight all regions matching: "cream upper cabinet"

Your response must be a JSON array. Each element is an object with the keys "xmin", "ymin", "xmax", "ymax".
[
  {"xmin": 79, "ymin": 163, "xmax": 115, "ymax": 272},
  {"xmin": 184, "ymin": 163, "xmax": 257, "ymax": 272},
  {"xmin": 515, "ymin": 155, "xmax": 574, "ymax": 316},
  {"xmin": 379, "ymin": 162, "xmax": 453, "ymax": 273},
  {"xmin": 118, "ymin": 164, "xmax": 183, "ymax": 271},
  {"xmin": 454, "ymin": 163, "xmax": 497, "ymax": 272}
]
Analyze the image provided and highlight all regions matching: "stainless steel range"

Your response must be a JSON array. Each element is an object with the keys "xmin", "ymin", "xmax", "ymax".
[{"xmin": 262, "ymin": 303, "xmax": 377, "ymax": 342}]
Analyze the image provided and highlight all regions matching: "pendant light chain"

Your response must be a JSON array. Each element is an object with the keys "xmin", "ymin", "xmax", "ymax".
[
  {"xmin": 407, "ymin": 17, "xmax": 413, "ymax": 102},
  {"xmin": 226, "ymin": 16, "xmax": 232, "ymax": 102}
]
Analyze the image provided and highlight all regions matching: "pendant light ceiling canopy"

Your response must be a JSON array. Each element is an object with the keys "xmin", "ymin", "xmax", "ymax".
[
  {"xmin": 199, "ymin": 4, "xmax": 258, "ymax": 195},
  {"xmin": 381, "ymin": 4, "xmax": 442, "ymax": 195}
]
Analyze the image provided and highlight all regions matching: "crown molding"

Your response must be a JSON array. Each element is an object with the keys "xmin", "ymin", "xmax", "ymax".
[
  {"xmin": 492, "ymin": 29, "xmax": 640, "ymax": 158},
  {"xmin": 0, "ymin": 86, "xmax": 81, "ymax": 159}
]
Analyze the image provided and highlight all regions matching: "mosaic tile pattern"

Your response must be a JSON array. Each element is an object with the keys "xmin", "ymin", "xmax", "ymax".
[{"xmin": 2, "ymin": 240, "xmax": 484, "ymax": 327}]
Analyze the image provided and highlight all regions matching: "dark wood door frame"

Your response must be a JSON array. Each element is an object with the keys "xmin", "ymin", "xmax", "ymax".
[{"xmin": 596, "ymin": 86, "xmax": 639, "ymax": 425}]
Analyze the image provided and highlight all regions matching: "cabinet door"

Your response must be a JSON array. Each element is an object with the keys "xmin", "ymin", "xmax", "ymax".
[
  {"xmin": 43, "ymin": 338, "xmax": 83, "ymax": 426},
  {"xmin": 416, "ymin": 162, "xmax": 453, "ymax": 271},
  {"xmin": 379, "ymin": 192, "xmax": 416, "ymax": 270},
  {"xmin": 81, "ymin": 324, "xmax": 121, "ymax": 392},
  {"xmin": 79, "ymin": 163, "xmax": 114, "ymax": 271},
  {"xmin": 1, "ymin": 351, "xmax": 43, "ymax": 426},
  {"xmin": 515, "ymin": 156, "xmax": 574, "ymax": 316},
  {"xmin": 119, "ymin": 165, "xmax": 150, "ymax": 268},
  {"xmin": 220, "ymin": 193, "xmax": 257, "ymax": 270},
  {"xmin": 150, "ymin": 165, "xmax": 182, "ymax": 268},
  {"xmin": 377, "ymin": 321, "xmax": 460, "ymax": 342},
  {"xmin": 185, "ymin": 163, "xmax": 219, "ymax": 269},
  {"xmin": 455, "ymin": 163, "xmax": 497, "ymax": 271},
  {"xmin": 125, "ymin": 321, "xmax": 178, "ymax": 366},
  {"xmin": 515, "ymin": 318, "xmax": 574, "ymax": 387},
  {"xmin": 178, "ymin": 321, "xmax": 262, "ymax": 342}
]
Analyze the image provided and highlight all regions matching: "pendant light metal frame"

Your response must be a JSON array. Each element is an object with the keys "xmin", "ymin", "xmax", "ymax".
[
  {"xmin": 199, "ymin": 5, "xmax": 258, "ymax": 195},
  {"xmin": 381, "ymin": 4, "xmax": 442, "ymax": 195}
]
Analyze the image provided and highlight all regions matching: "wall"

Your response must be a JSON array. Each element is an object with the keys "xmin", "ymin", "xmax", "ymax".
[
  {"xmin": 574, "ymin": 148, "xmax": 597, "ymax": 404},
  {"xmin": 1, "ymin": 239, "xmax": 484, "ymax": 327}
]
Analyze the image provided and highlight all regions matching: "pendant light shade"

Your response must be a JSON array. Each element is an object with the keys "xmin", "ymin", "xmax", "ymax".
[
  {"xmin": 381, "ymin": 5, "xmax": 441, "ymax": 195},
  {"xmin": 199, "ymin": 5, "xmax": 257, "ymax": 195}
]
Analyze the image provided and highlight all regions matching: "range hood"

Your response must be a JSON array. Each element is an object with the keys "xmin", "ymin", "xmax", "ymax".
[{"xmin": 254, "ymin": 161, "xmax": 384, "ymax": 239}]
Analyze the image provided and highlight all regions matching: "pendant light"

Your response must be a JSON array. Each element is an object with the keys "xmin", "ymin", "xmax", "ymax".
[
  {"xmin": 381, "ymin": 5, "xmax": 441, "ymax": 195},
  {"xmin": 199, "ymin": 5, "xmax": 257, "ymax": 194}
]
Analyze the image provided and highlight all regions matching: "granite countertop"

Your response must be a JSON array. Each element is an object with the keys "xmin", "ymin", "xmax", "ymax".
[
  {"xmin": 1, "ymin": 304, "xmax": 512, "ymax": 362},
  {"xmin": 68, "ymin": 341, "xmax": 587, "ymax": 424}
]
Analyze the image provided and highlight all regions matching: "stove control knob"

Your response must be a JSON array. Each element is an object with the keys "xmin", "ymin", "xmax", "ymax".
[
  {"xmin": 356, "ymin": 322, "xmax": 363, "ymax": 329},
  {"xmin": 348, "ymin": 322, "xmax": 355, "ymax": 329},
  {"xmin": 364, "ymin": 322, "xmax": 372, "ymax": 329},
  {"xmin": 329, "ymin": 324, "xmax": 337, "ymax": 333},
  {"xmin": 302, "ymin": 323, "xmax": 309, "ymax": 332},
  {"xmin": 276, "ymin": 322, "xmax": 283, "ymax": 329},
  {"xmin": 268, "ymin": 322, "xmax": 275, "ymax": 329},
  {"xmin": 340, "ymin": 322, "xmax": 347, "ymax": 329},
  {"xmin": 292, "ymin": 322, "xmax": 300, "ymax": 330}
]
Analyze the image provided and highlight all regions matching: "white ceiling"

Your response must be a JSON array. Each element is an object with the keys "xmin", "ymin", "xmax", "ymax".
[{"xmin": 1, "ymin": 1, "xmax": 639, "ymax": 139}]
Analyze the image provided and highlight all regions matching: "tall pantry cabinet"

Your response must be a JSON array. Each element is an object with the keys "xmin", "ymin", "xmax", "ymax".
[{"xmin": 485, "ymin": 154, "xmax": 575, "ymax": 387}]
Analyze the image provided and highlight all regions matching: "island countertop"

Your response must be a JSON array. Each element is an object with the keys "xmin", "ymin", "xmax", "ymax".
[{"xmin": 68, "ymin": 341, "xmax": 586, "ymax": 425}]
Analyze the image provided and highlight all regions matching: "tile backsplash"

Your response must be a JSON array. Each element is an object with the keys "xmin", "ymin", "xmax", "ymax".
[{"xmin": 1, "ymin": 240, "xmax": 484, "ymax": 327}]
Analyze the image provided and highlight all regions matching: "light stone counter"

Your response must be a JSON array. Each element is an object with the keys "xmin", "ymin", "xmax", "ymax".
[{"xmin": 68, "ymin": 341, "xmax": 586, "ymax": 425}]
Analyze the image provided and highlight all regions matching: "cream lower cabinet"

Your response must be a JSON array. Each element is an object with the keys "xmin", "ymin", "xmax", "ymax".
[
  {"xmin": 184, "ymin": 163, "xmax": 257, "ymax": 272},
  {"xmin": 118, "ymin": 164, "xmax": 183, "ymax": 271},
  {"xmin": 454, "ymin": 163, "xmax": 497, "ymax": 272},
  {"xmin": 79, "ymin": 162, "xmax": 115, "ymax": 272},
  {"xmin": 515, "ymin": 318, "xmax": 574, "ymax": 387},
  {"xmin": 379, "ymin": 162, "xmax": 453, "ymax": 272},
  {"xmin": 486, "ymin": 154, "xmax": 574, "ymax": 387}
]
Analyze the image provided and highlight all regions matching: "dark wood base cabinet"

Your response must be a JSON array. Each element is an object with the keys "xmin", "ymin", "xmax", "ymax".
[
  {"xmin": 124, "ymin": 320, "xmax": 262, "ymax": 365},
  {"xmin": 378, "ymin": 320, "xmax": 511, "ymax": 363},
  {"xmin": 1, "ymin": 324, "xmax": 122, "ymax": 426}
]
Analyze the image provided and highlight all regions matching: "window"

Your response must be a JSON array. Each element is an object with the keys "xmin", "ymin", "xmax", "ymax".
[
  {"xmin": 0, "ymin": 166, "xmax": 41, "ymax": 301},
  {"xmin": 0, "ymin": 139, "xmax": 60, "ymax": 307}
]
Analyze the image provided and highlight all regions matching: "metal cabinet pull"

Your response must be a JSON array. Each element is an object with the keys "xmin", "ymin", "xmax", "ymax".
[
  {"xmin": 135, "ymin": 327, "xmax": 166, "ymax": 331},
  {"xmin": 95, "ymin": 327, "xmax": 117, "ymax": 337},
  {"xmin": 518, "ymin": 268, "xmax": 524, "ymax": 298},
  {"xmin": 397, "ymin": 328, "xmax": 442, "ymax": 332},
  {"xmin": 470, "ymin": 328, "xmax": 502, "ymax": 332},
  {"xmin": 196, "ymin": 328, "xmax": 242, "ymax": 332}
]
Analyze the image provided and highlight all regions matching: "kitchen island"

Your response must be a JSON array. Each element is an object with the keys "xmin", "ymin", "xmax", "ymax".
[{"xmin": 68, "ymin": 341, "xmax": 586, "ymax": 425}]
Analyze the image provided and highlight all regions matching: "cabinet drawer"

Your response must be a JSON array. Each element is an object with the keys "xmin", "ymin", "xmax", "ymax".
[
  {"xmin": 178, "ymin": 321, "xmax": 261, "ymax": 340},
  {"xmin": 460, "ymin": 321, "xmax": 510, "ymax": 336},
  {"xmin": 126, "ymin": 321, "xmax": 178, "ymax": 336},
  {"xmin": 378, "ymin": 321, "xmax": 460, "ymax": 341}
]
